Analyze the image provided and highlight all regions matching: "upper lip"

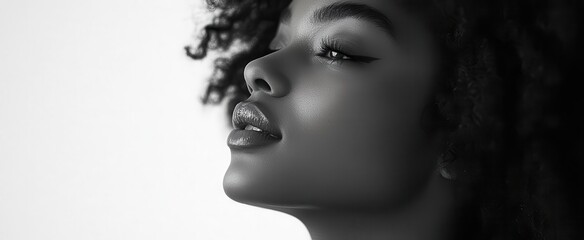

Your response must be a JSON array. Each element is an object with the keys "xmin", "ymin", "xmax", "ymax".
[{"xmin": 232, "ymin": 101, "xmax": 282, "ymax": 139}]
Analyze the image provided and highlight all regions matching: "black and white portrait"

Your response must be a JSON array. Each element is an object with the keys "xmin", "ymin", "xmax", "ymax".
[{"xmin": 1, "ymin": 0, "xmax": 583, "ymax": 239}]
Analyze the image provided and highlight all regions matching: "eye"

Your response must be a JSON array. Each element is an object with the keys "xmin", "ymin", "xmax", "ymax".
[
  {"xmin": 316, "ymin": 44, "xmax": 353, "ymax": 64},
  {"xmin": 316, "ymin": 37, "xmax": 380, "ymax": 65},
  {"xmin": 324, "ymin": 50, "xmax": 352, "ymax": 61},
  {"xmin": 316, "ymin": 46, "xmax": 356, "ymax": 65}
]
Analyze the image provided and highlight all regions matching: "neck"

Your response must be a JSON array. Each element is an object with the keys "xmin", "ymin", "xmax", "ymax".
[{"xmin": 288, "ymin": 172, "xmax": 456, "ymax": 240}]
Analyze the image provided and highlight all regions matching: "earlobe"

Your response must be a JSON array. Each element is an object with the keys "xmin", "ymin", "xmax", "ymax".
[
  {"xmin": 439, "ymin": 166, "xmax": 456, "ymax": 180},
  {"xmin": 438, "ymin": 151, "xmax": 456, "ymax": 180}
]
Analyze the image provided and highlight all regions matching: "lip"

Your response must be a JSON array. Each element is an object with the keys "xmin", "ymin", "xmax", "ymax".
[{"xmin": 227, "ymin": 101, "xmax": 282, "ymax": 149}]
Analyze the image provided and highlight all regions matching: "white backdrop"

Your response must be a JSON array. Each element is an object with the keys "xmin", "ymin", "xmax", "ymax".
[{"xmin": 0, "ymin": 0, "xmax": 308, "ymax": 239}]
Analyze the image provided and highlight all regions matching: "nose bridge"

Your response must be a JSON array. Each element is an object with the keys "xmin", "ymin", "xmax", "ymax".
[{"xmin": 243, "ymin": 50, "xmax": 291, "ymax": 98}]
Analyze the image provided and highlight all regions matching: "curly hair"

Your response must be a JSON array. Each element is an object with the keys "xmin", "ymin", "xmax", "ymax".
[{"xmin": 186, "ymin": 0, "xmax": 584, "ymax": 239}]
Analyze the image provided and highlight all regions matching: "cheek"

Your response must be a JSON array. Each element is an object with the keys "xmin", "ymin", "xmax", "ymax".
[
  {"xmin": 277, "ymin": 69, "xmax": 436, "ymax": 207},
  {"xmin": 224, "ymin": 65, "xmax": 438, "ymax": 209}
]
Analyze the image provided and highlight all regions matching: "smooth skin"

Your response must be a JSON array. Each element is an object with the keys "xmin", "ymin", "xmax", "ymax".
[{"xmin": 224, "ymin": 0, "xmax": 456, "ymax": 239}]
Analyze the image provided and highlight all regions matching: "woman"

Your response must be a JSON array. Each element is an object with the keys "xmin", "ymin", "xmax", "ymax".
[{"xmin": 187, "ymin": 0, "xmax": 584, "ymax": 239}]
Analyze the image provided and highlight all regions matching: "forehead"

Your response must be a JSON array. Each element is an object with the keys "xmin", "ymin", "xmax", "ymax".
[
  {"xmin": 283, "ymin": 0, "xmax": 431, "ymax": 42},
  {"xmin": 286, "ymin": 0, "xmax": 401, "ymax": 26}
]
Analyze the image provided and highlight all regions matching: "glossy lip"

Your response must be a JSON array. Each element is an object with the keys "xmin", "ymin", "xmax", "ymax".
[{"xmin": 227, "ymin": 101, "xmax": 282, "ymax": 149}]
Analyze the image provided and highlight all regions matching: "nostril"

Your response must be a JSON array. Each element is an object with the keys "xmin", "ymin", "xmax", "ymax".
[{"xmin": 254, "ymin": 79, "xmax": 272, "ymax": 93}]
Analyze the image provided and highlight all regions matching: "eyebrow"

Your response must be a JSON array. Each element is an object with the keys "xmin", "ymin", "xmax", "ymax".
[{"xmin": 310, "ymin": 2, "xmax": 395, "ymax": 37}]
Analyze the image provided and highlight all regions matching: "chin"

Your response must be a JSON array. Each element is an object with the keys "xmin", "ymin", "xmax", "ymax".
[
  {"xmin": 222, "ymin": 168, "xmax": 252, "ymax": 203},
  {"xmin": 222, "ymin": 165, "xmax": 322, "ymax": 212},
  {"xmin": 222, "ymin": 165, "xmax": 285, "ymax": 209}
]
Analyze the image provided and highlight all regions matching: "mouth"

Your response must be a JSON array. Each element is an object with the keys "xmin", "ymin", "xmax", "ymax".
[
  {"xmin": 227, "ymin": 101, "xmax": 282, "ymax": 149},
  {"xmin": 241, "ymin": 124, "xmax": 280, "ymax": 138}
]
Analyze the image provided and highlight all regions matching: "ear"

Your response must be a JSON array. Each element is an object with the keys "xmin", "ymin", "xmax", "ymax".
[{"xmin": 438, "ymin": 150, "xmax": 456, "ymax": 180}]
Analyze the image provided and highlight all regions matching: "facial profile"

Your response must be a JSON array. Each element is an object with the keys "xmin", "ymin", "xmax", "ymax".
[
  {"xmin": 188, "ymin": 0, "xmax": 584, "ymax": 239},
  {"xmin": 225, "ymin": 0, "xmax": 450, "ymax": 213}
]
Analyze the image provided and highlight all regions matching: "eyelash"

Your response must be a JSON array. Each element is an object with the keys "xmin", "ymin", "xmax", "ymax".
[
  {"xmin": 316, "ymin": 37, "xmax": 379, "ymax": 65},
  {"xmin": 266, "ymin": 38, "xmax": 379, "ymax": 65}
]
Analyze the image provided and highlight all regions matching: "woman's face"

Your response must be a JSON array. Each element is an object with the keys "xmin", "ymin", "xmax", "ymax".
[{"xmin": 225, "ymin": 0, "xmax": 442, "ymax": 211}]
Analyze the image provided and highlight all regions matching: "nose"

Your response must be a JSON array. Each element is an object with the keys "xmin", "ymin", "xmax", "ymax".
[{"xmin": 243, "ymin": 52, "xmax": 290, "ymax": 98}]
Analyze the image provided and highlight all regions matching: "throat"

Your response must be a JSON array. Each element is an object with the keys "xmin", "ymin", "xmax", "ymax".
[{"xmin": 290, "ymin": 172, "xmax": 457, "ymax": 240}]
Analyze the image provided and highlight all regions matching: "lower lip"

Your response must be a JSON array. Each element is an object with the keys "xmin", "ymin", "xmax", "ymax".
[{"xmin": 227, "ymin": 129, "xmax": 281, "ymax": 149}]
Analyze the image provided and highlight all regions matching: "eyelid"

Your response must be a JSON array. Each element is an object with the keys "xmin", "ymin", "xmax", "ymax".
[{"xmin": 316, "ymin": 37, "xmax": 380, "ymax": 64}]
